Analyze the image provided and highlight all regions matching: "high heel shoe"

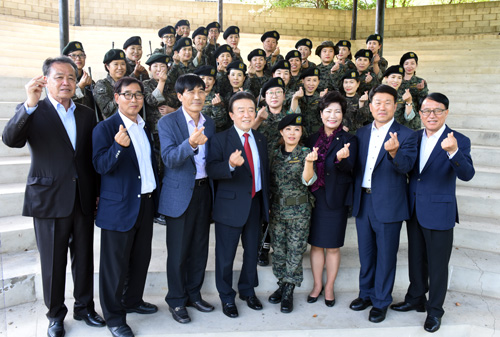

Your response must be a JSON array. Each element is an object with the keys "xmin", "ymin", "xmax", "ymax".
[
  {"xmin": 307, "ymin": 288, "xmax": 323, "ymax": 303},
  {"xmin": 325, "ymin": 292, "xmax": 335, "ymax": 307}
]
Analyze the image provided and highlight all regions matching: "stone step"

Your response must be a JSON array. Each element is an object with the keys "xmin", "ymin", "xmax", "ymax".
[
  {"xmin": 0, "ymin": 102, "xmax": 22, "ymax": 118},
  {"xmin": 429, "ymin": 82, "xmax": 500, "ymax": 94},
  {"xmin": 0, "ymin": 137, "xmax": 31, "ymax": 157},
  {"xmin": 457, "ymin": 165, "xmax": 500, "ymax": 190},
  {"xmin": 0, "ymin": 156, "xmax": 30, "ymax": 184},
  {"xmin": 446, "ymin": 114, "xmax": 500, "ymax": 131},
  {"xmin": 470, "ymin": 145, "xmax": 500, "ymax": 168},
  {"xmin": 454, "ymin": 129, "xmax": 500, "ymax": 148},
  {"xmin": 0, "ymin": 183, "xmax": 24, "ymax": 217},
  {"xmin": 0, "ymin": 215, "xmax": 35, "ymax": 254},
  {"xmin": 456, "ymin": 186, "xmax": 500, "ymax": 219}
]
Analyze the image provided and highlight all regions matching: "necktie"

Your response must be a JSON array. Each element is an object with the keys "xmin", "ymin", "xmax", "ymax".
[{"xmin": 243, "ymin": 133, "xmax": 255, "ymax": 198}]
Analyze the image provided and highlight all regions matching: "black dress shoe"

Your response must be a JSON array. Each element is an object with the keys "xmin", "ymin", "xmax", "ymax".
[
  {"xmin": 169, "ymin": 306, "xmax": 191, "ymax": 324},
  {"xmin": 268, "ymin": 284, "xmax": 283, "ymax": 304},
  {"xmin": 257, "ymin": 251, "xmax": 269, "ymax": 266},
  {"xmin": 125, "ymin": 302, "xmax": 158, "ymax": 314},
  {"xmin": 325, "ymin": 298, "xmax": 335, "ymax": 307},
  {"xmin": 47, "ymin": 321, "xmax": 65, "ymax": 337},
  {"xmin": 349, "ymin": 297, "xmax": 373, "ymax": 311},
  {"xmin": 390, "ymin": 301, "xmax": 426, "ymax": 312},
  {"xmin": 239, "ymin": 295, "xmax": 263, "ymax": 310},
  {"xmin": 424, "ymin": 315, "xmax": 441, "ymax": 333},
  {"xmin": 108, "ymin": 324, "xmax": 134, "ymax": 337},
  {"xmin": 222, "ymin": 302, "xmax": 239, "ymax": 318},
  {"xmin": 369, "ymin": 307, "xmax": 387, "ymax": 323},
  {"xmin": 307, "ymin": 288, "xmax": 323, "ymax": 303},
  {"xmin": 73, "ymin": 311, "xmax": 106, "ymax": 327},
  {"xmin": 154, "ymin": 214, "xmax": 166, "ymax": 226},
  {"xmin": 187, "ymin": 299, "xmax": 215, "ymax": 312}
]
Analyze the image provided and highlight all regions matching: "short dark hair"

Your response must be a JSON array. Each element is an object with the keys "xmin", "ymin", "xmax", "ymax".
[
  {"xmin": 319, "ymin": 91, "xmax": 347, "ymax": 115},
  {"xmin": 175, "ymin": 73, "xmax": 206, "ymax": 94},
  {"xmin": 113, "ymin": 77, "xmax": 144, "ymax": 94},
  {"xmin": 228, "ymin": 91, "xmax": 256, "ymax": 113},
  {"xmin": 369, "ymin": 84, "xmax": 398, "ymax": 103},
  {"xmin": 43, "ymin": 56, "xmax": 78, "ymax": 77},
  {"xmin": 421, "ymin": 92, "xmax": 449, "ymax": 109}
]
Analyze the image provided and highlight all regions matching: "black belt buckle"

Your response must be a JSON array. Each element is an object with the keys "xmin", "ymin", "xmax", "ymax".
[
  {"xmin": 363, "ymin": 188, "xmax": 372, "ymax": 194},
  {"xmin": 142, "ymin": 193, "xmax": 153, "ymax": 198},
  {"xmin": 195, "ymin": 178, "xmax": 208, "ymax": 186}
]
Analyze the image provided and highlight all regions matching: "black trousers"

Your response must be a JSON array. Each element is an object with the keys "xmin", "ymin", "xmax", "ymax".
[
  {"xmin": 404, "ymin": 213, "xmax": 454, "ymax": 318},
  {"xmin": 34, "ymin": 191, "xmax": 95, "ymax": 322},
  {"xmin": 165, "ymin": 181, "xmax": 212, "ymax": 308},
  {"xmin": 99, "ymin": 194, "xmax": 154, "ymax": 327}
]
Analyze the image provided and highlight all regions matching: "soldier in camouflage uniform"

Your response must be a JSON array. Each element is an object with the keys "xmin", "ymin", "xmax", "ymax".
[
  {"xmin": 223, "ymin": 26, "xmax": 243, "ymax": 62},
  {"xmin": 341, "ymin": 70, "xmax": 372, "ymax": 133},
  {"xmin": 268, "ymin": 113, "xmax": 318, "ymax": 313},
  {"xmin": 245, "ymin": 48, "xmax": 271, "ymax": 99},
  {"xmin": 271, "ymin": 61, "xmax": 295, "ymax": 110},
  {"xmin": 153, "ymin": 25, "xmax": 176, "ymax": 61},
  {"xmin": 336, "ymin": 40, "xmax": 356, "ymax": 71},
  {"xmin": 192, "ymin": 27, "xmax": 210, "ymax": 67},
  {"xmin": 94, "ymin": 49, "xmax": 127, "ymax": 118},
  {"xmin": 205, "ymin": 21, "xmax": 221, "ymax": 67},
  {"xmin": 174, "ymin": 19, "xmax": 190, "ymax": 42},
  {"xmin": 366, "ymin": 34, "xmax": 388, "ymax": 81},
  {"xmin": 400, "ymin": 51, "xmax": 429, "ymax": 113},
  {"xmin": 315, "ymin": 41, "xmax": 339, "ymax": 93},
  {"xmin": 166, "ymin": 37, "xmax": 196, "ymax": 92},
  {"xmin": 295, "ymin": 38, "xmax": 316, "ymax": 70},
  {"xmin": 354, "ymin": 49, "xmax": 379, "ymax": 96},
  {"xmin": 285, "ymin": 50, "xmax": 302, "ymax": 94},
  {"xmin": 123, "ymin": 36, "xmax": 149, "ymax": 80},
  {"xmin": 213, "ymin": 44, "xmax": 234, "ymax": 95},
  {"xmin": 221, "ymin": 61, "xmax": 252, "ymax": 104},
  {"xmin": 261, "ymin": 31, "xmax": 284, "ymax": 72},
  {"xmin": 194, "ymin": 65, "xmax": 228, "ymax": 132}
]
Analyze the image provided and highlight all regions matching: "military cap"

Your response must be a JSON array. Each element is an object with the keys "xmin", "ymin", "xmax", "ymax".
[
  {"xmin": 355, "ymin": 49, "xmax": 373, "ymax": 60},
  {"xmin": 271, "ymin": 60, "xmax": 290, "ymax": 73},
  {"xmin": 62, "ymin": 41, "xmax": 84, "ymax": 56},
  {"xmin": 214, "ymin": 44, "xmax": 233, "ymax": 59},
  {"xmin": 206, "ymin": 22, "xmax": 221, "ymax": 31},
  {"xmin": 278, "ymin": 113, "xmax": 303, "ymax": 130},
  {"xmin": 383, "ymin": 65, "xmax": 404, "ymax": 77},
  {"xmin": 103, "ymin": 49, "xmax": 126, "ymax": 64},
  {"xmin": 400, "ymin": 51, "xmax": 418, "ymax": 66},
  {"xmin": 247, "ymin": 48, "xmax": 266, "ymax": 61},
  {"xmin": 342, "ymin": 70, "xmax": 360, "ymax": 81},
  {"xmin": 194, "ymin": 65, "xmax": 217, "ymax": 78},
  {"xmin": 173, "ymin": 37, "xmax": 192, "ymax": 52},
  {"xmin": 295, "ymin": 38, "xmax": 313, "ymax": 50},
  {"xmin": 315, "ymin": 40, "xmax": 335, "ymax": 57},
  {"xmin": 146, "ymin": 53, "xmax": 170, "ymax": 66},
  {"xmin": 285, "ymin": 50, "xmax": 301, "ymax": 61},
  {"xmin": 192, "ymin": 27, "xmax": 208, "ymax": 39},
  {"xmin": 336, "ymin": 40, "xmax": 351, "ymax": 49},
  {"xmin": 366, "ymin": 34, "xmax": 383, "ymax": 44},
  {"xmin": 261, "ymin": 77, "xmax": 285, "ymax": 95},
  {"xmin": 261, "ymin": 30, "xmax": 280, "ymax": 42},
  {"xmin": 123, "ymin": 36, "xmax": 142, "ymax": 49},
  {"xmin": 223, "ymin": 26, "xmax": 240, "ymax": 40},
  {"xmin": 226, "ymin": 60, "xmax": 247, "ymax": 74},
  {"xmin": 158, "ymin": 26, "xmax": 175, "ymax": 38},
  {"xmin": 175, "ymin": 19, "xmax": 190, "ymax": 28},
  {"xmin": 300, "ymin": 67, "xmax": 320, "ymax": 80}
]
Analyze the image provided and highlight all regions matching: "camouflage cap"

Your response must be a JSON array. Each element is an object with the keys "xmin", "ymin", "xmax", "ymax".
[
  {"xmin": 62, "ymin": 41, "xmax": 84, "ymax": 56},
  {"xmin": 103, "ymin": 49, "xmax": 126, "ymax": 64},
  {"xmin": 123, "ymin": 36, "xmax": 142, "ymax": 49},
  {"xmin": 315, "ymin": 41, "xmax": 336, "ymax": 57}
]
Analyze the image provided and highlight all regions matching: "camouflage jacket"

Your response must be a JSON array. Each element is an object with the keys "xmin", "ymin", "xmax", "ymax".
[
  {"xmin": 344, "ymin": 94, "xmax": 372, "ymax": 133},
  {"xmin": 296, "ymin": 91, "xmax": 321, "ymax": 136},
  {"xmin": 395, "ymin": 91, "xmax": 421, "ymax": 131},
  {"xmin": 72, "ymin": 72, "xmax": 95, "ymax": 111},
  {"xmin": 245, "ymin": 74, "xmax": 271, "ymax": 99},
  {"xmin": 256, "ymin": 107, "xmax": 295, "ymax": 157},
  {"xmin": 369, "ymin": 55, "xmax": 388, "ymax": 80},
  {"xmin": 316, "ymin": 62, "xmax": 338, "ymax": 93},
  {"xmin": 357, "ymin": 69, "xmax": 379, "ymax": 96},
  {"xmin": 400, "ymin": 74, "xmax": 428, "ymax": 113},
  {"xmin": 265, "ymin": 53, "xmax": 284, "ymax": 72},
  {"xmin": 201, "ymin": 90, "xmax": 228, "ymax": 133},
  {"xmin": 143, "ymin": 78, "xmax": 180, "ymax": 133},
  {"xmin": 125, "ymin": 58, "xmax": 150, "ymax": 80},
  {"xmin": 166, "ymin": 61, "xmax": 196, "ymax": 90},
  {"xmin": 94, "ymin": 74, "xmax": 117, "ymax": 119}
]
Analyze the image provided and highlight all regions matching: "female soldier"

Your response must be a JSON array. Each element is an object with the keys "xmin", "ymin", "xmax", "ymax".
[
  {"xmin": 340, "ymin": 70, "xmax": 371, "ymax": 133},
  {"xmin": 222, "ymin": 60, "xmax": 250, "ymax": 103},
  {"xmin": 295, "ymin": 38, "xmax": 315, "ymax": 70},
  {"xmin": 246, "ymin": 48, "xmax": 270, "ymax": 98},
  {"xmin": 154, "ymin": 25, "xmax": 176, "ymax": 58},
  {"xmin": 223, "ymin": 26, "xmax": 243, "ymax": 62},
  {"xmin": 335, "ymin": 40, "xmax": 354, "ymax": 69},
  {"xmin": 123, "ymin": 36, "xmax": 149, "ymax": 80},
  {"xmin": 192, "ymin": 26, "xmax": 209, "ymax": 67},
  {"xmin": 354, "ymin": 49, "xmax": 378, "ymax": 95},
  {"xmin": 366, "ymin": 34, "xmax": 388, "ymax": 81},
  {"xmin": 268, "ymin": 113, "xmax": 318, "ymax": 314},
  {"xmin": 285, "ymin": 50, "xmax": 302, "ymax": 93},
  {"xmin": 315, "ymin": 41, "xmax": 338, "ymax": 93},
  {"xmin": 400, "ymin": 51, "xmax": 429, "ymax": 113}
]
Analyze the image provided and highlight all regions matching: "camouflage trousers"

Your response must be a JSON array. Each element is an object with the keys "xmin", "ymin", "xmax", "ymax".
[{"xmin": 269, "ymin": 214, "xmax": 310, "ymax": 286}]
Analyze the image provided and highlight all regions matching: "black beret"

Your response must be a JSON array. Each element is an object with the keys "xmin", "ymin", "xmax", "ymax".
[
  {"xmin": 62, "ymin": 41, "xmax": 84, "ymax": 56},
  {"xmin": 278, "ymin": 113, "xmax": 303, "ymax": 130},
  {"xmin": 300, "ymin": 67, "xmax": 320, "ymax": 80},
  {"xmin": 355, "ymin": 49, "xmax": 373, "ymax": 60},
  {"xmin": 223, "ymin": 26, "xmax": 240, "ymax": 40},
  {"xmin": 336, "ymin": 40, "xmax": 351, "ymax": 49},
  {"xmin": 192, "ymin": 27, "xmax": 208, "ymax": 39},
  {"xmin": 194, "ymin": 65, "xmax": 217, "ymax": 77},
  {"xmin": 285, "ymin": 50, "xmax": 301, "ymax": 61},
  {"xmin": 158, "ymin": 26, "xmax": 175, "ymax": 38},
  {"xmin": 247, "ymin": 48, "xmax": 265, "ymax": 61},
  {"xmin": 103, "ymin": 49, "xmax": 126, "ymax": 64},
  {"xmin": 271, "ymin": 60, "xmax": 290, "ymax": 73},
  {"xmin": 366, "ymin": 34, "xmax": 383, "ymax": 44},
  {"xmin": 175, "ymin": 19, "xmax": 190, "ymax": 28},
  {"xmin": 295, "ymin": 38, "xmax": 313, "ymax": 50},
  {"xmin": 146, "ymin": 53, "xmax": 170, "ymax": 66},
  {"xmin": 214, "ymin": 44, "xmax": 233, "ymax": 59},
  {"xmin": 123, "ymin": 36, "xmax": 142, "ymax": 49},
  {"xmin": 342, "ymin": 70, "xmax": 360, "ymax": 81},
  {"xmin": 226, "ymin": 60, "xmax": 247, "ymax": 74},
  {"xmin": 173, "ymin": 37, "xmax": 192, "ymax": 52},
  {"xmin": 400, "ymin": 51, "xmax": 418, "ymax": 66},
  {"xmin": 261, "ymin": 30, "xmax": 280, "ymax": 42},
  {"xmin": 206, "ymin": 22, "xmax": 221, "ymax": 31},
  {"xmin": 315, "ymin": 40, "xmax": 335, "ymax": 57},
  {"xmin": 261, "ymin": 77, "xmax": 285, "ymax": 95},
  {"xmin": 384, "ymin": 65, "xmax": 404, "ymax": 77}
]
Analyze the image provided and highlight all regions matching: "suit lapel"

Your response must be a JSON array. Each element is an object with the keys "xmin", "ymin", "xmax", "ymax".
[
  {"xmin": 229, "ymin": 126, "xmax": 250, "ymax": 172},
  {"xmin": 421, "ymin": 126, "xmax": 448, "ymax": 175},
  {"xmin": 359, "ymin": 126, "xmax": 370, "ymax": 172},
  {"xmin": 175, "ymin": 108, "xmax": 195, "ymax": 165},
  {"xmin": 374, "ymin": 121, "xmax": 400, "ymax": 169},
  {"xmin": 43, "ymin": 98, "xmax": 74, "ymax": 152},
  {"xmin": 112, "ymin": 113, "xmax": 140, "ymax": 171}
]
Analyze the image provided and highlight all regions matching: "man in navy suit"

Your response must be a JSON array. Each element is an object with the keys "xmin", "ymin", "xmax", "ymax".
[
  {"xmin": 350, "ymin": 84, "xmax": 418, "ymax": 323},
  {"xmin": 93, "ymin": 77, "xmax": 159, "ymax": 337},
  {"xmin": 206, "ymin": 91, "xmax": 270, "ymax": 318},
  {"xmin": 157, "ymin": 74, "xmax": 215, "ymax": 324},
  {"xmin": 390, "ymin": 93, "xmax": 474, "ymax": 333}
]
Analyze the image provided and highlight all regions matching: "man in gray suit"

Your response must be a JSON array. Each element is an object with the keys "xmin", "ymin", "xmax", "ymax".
[{"xmin": 157, "ymin": 74, "xmax": 216, "ymax": 324}]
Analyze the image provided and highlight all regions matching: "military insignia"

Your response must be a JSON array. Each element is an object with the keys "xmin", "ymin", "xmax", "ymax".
[
  {"xmin": 273, "ymin": 32, "xmax": 277, "ymax": 37},
  {"xmin": 289, "ymin": 159, "xmax": 300, "ymax": 163},
  {"xmin": 301, "ymin": 147, "xmax": 309, "ymax": 151},
  {"xmin": 399, "ymin": 67, "xmax": 404, "ymax": 73},
  {"xmin": 120, "ymin": 52, "xmax": 124, "ymax": 58},
  {"xmin": 365, "ymin": 52, "xmax": 370, "ymax": 57},
  {"xmin": 225, "ymin": 46, "xmax": 231, "ymax": 52},
  {"xmin": 75, "ymin": 43, "xmax": 82, "ymax": 49},
  {"xmin": 294, "ymin": 51, "xmax": 299, "ymax": 57},
  {"xmin": 351, "ymin": 72, "xmax": 356, "ymax": 77},
  {"xmin": 284, "ymin": 61, "xmax": 289, "ymax": 67},
  {"xmin": 306, "ymin": 41, "xmax": 311, "ymax": 46},
  {"xmin": 186, "ymin": 20, "xmax": 190, "ymax": 26},
  {"xmin": 314, "ymin": 69, "xmax": 318, "ymax": 75},
  {"xmin": 410, "ymin": 52, "xmax": 415, "ymax": 57},
  {"xmin": 278, "ymin": 78, "xmax": 283, "ymax": 85},
  {"xmin": 259, "ymin": 50, "xmax": 263, "ymax": 55},
  {"xmin": 216, "ymin": 23, "xmax": 220, "ymax": 28},
  {"xmin": 235, "ymin": 28, "xmax": 239, "ymax": 33},
  {"xmin": 210, "ymin": 69, "xmax": 215, "ymax": 75},
  {"xmin": 204, "ymin": 29, "xmax": 207, "ymax": 35},
  {"xmin": 377, "ymin": 36, "xmax": 381, "ymax": 40},
  {"xmin": 185, "ymin": 40, "xmax": 190, "ymax": 46},
  {"xmin": 138, "ymin": 38, "xmax": 142, "ymax": 44},
  {"xmin": 166, "ymin": 57, "xmax": 169, "ymax": 63},
  {"xmin": 239, "ymin": 63, "xmax": 244, "ymax": 70},
  {"xmin": 342, "ymin": 41, "xmax": 347, "ymax": 46},
  {"xmin": 296, "ymin": 116, "xmax": 302, "ymax": 124}
]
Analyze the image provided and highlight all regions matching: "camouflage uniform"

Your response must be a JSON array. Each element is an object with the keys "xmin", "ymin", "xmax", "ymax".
[
  {"xmin": 288, "ymin": 74, "xmax": 301, "ymax": 93},
  {"xmin": 245, "ymin": 74, "xmax": 270, "ymax": 99},
  {"xmin": 296, "ymin": 91, "xmax": 321, "ymax": 136},
  {"xmin": 192, "ymin": 48, "xmax": 210, "ymax": 67},
  {"xmin": 316, "ymin": 63, "xmax": 338, "ymax": 93},
  {"xmin": 93, "ymin": 74, "xmax": 117, "ymax": 119},
  {"xmin": 125, "ymin": 58, "xmax": 149, "ymax": 80},
  {"xmin": 265, "ymin": 54, "xmax": 284, "ymax": 73},
  {"xmin": 166, "ymin": 61, "xmax": 196, "ymax": 91},
  {"xmin": 370, "ymin": 55, "xmax": 388, "ymax": 81},
  {"xmin": 269, "ymin": 145, "xmax": 316, "ymax": 286},
  {"xmin": 395, "ymin": 92, "xmax": 421, "ymax": 131},
  {"xmin": 400, "ymin": 74, "xmax": 428, "ymax": 113},
  {"xmin": 73, "ymin": 73, "xmax": 96, "ymax": 112},
  {"xmin": 201, "ymin": 90, "xmax": 228, "ymax": 133},
  {"xmin": 256, "ymin": 107, "xmax": 295, "ymax": 157},
  {"xmin": 344, "ymin": 94, "xmax": 372, "ymax": 133},
  {"xmin": 357, "ymin": 69, "xmax": 379, "ymax": 96}
]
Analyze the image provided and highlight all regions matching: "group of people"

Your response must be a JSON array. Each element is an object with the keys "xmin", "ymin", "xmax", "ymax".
[{"xmin": 1, "ymin": 18, "xmax": 475, "ymax": 337}]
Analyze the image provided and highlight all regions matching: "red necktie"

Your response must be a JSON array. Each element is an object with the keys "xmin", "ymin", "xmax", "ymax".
[{"xmin": 243, "ymin": 133, "xmax": 255, "ymax": 198}]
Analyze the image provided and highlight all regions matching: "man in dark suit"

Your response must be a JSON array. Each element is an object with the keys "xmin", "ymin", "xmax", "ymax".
[
  {"xmin": 157, "ymin": 74, "xmax": 215, "ymax": 324},
  {"xmin": 92, "ymin": 77, "xmax": 159, "ymax": 337},
  {"xmin": 350, "ymin": 84, "xmax": 418, "ymax": 323},
  {"xmin": 390, "ymin": 93, "xmax": 475, "ymax": 333},
  {"xmin": 206, "ymin": 91, "xmax": 270, "ymax": 318},
  {"xmin": 2, "ymin": 57, "xmax": 105, "ymax": 337}
]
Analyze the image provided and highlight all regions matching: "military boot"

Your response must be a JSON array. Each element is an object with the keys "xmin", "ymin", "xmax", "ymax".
[
  {"xmin": 268, "ymin": 281, "xmax": 284, "ymax": 304},
  {"xmin": 280, "ymin": 283, "xmax": 295, "ymax": 313}
]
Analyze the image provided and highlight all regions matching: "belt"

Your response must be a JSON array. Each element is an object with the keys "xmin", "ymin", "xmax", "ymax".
[
  {"xmin": 195, "ymin": 177, "xmax": 208, "ymax": 186},
  {"xmin": 279, "ymin": 195, "xmax": 309, "ymax": 206},
  {"xmin": 362, "ymin": 188, "xmax": 372, "ymax": 194},
  {"xmin": 141, "ymin": 193, "xmax": 153, "ymax": 198}
]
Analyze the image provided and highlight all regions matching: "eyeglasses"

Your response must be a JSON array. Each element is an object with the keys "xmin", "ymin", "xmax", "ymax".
[
  {"xmin": 266, "ymin": 90, "xmax": 284, "ymax": 97},
  {"xmin": 420, "ymin": 108, "xmax": 446, "ymax": 116},
  {"xmin": 162, "ymin": 35, "xmax": 176, "ymax": 40},
  {"xmin": 68, "ymin": 53, "xmax": 86, "ymax": 59},
  {"xmin": 119, "ymin": 92, "xmax": 144, "ymax": 100}
]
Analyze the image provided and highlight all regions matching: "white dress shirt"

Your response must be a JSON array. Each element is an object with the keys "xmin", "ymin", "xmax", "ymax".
[
  {"xmin": 420, "ymin": 123, "xmax": 456, "ymax": 173},
  {"xmin": 182, "ymin": 107, "xmax": 208, "ymax": 179},
  {"xmin": 232, "ymin": 126, "xmax": 262, "ymax": 193}
]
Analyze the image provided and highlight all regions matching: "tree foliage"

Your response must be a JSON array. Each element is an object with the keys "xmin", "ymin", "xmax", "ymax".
[{"xmin": 267, "ymin": 0, "xmax": 377, "ymax": 10}]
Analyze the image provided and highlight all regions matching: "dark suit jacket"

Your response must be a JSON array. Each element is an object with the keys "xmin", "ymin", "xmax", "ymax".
[
  {"xmin": 352, "ymin": 120, "xmax": 418, "ymax": 223},
  {"xmin": 157, "ymin": 107, "xmax": 215, "ymax": 218},
  {"xmin": 206, "ymin": 126, "xmax": 270, "ymax": 227},
  {"xmin": 2, "ymin": 98, "xmax": 97, "ymax": 218},
  {"xmin": 92, "ymin": 112, "xmax": 159, "ymax": 232},
  {"xmin": 409, "ymin": 126, "xmax": 475, "ymax": 230},
  {"xmin": 307, "ymin": 130, "xmax": 358, "ymax": 208}
]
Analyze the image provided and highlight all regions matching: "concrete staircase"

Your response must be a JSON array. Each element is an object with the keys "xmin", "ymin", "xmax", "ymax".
[{"xmin": 1, "ymin": 14, "xmax": 499, "ymax": 337}]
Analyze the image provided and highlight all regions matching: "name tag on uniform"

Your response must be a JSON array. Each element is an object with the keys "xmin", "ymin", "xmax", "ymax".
[{"xmin": 288, "ymin": 157, "xmax": 300, "ymax": 163}]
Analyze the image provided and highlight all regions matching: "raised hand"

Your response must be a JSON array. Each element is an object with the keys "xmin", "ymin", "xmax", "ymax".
[
  {"xmin": 115, "ymin": 124, "xmax": 130, "ymax": 147},
  {"xmin": 212, "ymin": 93, "xmax": 222, "ymax": 106},
  {"xmin": 247, "ymin": 64, "xmax": 256, "ymax": 77},
  {"xmin": 305, "ymin": 147, "xmax": 319, "ymax": 162},
  {"xmin": 336, "ymin": 143, "xmax": 350, "ymax": 161},
  {"xmin": 158, "ymin": 68, "xmax": 168, "ymax": 83},
  {"xmin": 330, "ymin": 62, "xmax": 340, "ymax": 73},
  {"xmin": 293, "ymin": 87, "xmax": 304, "ymax": 99},
  {"xmin": 272, "ymin": 46, "xmax": 280, "ymax": 57},
  {"xmin": 229, "ymin": 149, "xmax": 245, "ymax": 167},
  {"xmin": 172, "ymin": 51, "xmax": 180, "ymax": 64},
  {"xmin": 188, "ymin": 126, "xmax": 207, "ymax": 148},
  {"xmin": 359, "ymin": 90, "xmax": 369, "ymax": 103},
  {"xmin": 416, "ymin": 79, "xmax": 425, "ymax": 90},
  {"xmin": 158, "ymin": 105, "xmax": 168, "ymax": 115},
  {"xmin": 402, "ymin": 89, "xmax": 412, "ymax": 103},
  {"xmin": 365, "ymin": 72, "xmax": 373, "ymax": 83},
  {"xmin": 79, "ymin": 70, "xmax": 92, "ymax": 89},
  {"xmin": 441, "ymin": 132, "xmax": 458, "ymax": 154},
  {"xmin": 384, "ymin": 132, "xmax": 399, "ymax": 158},
  {"xmin": 256, "ymin": 106, "xmax": 268, "ymax": 121},
  {"xmin": 372, "ymin": 53, "xmax": 380, "ymax": 64},
  {"xmin": 134, "ymin": 61, "xmax": 146, "ymax": 76},
  {"xmin": 25, "ymin": 75, "xmax": 46, "ymax": 107},
  {"xmin": 320, "ymin": 88, "xmax": 328, "ymax": 98}
]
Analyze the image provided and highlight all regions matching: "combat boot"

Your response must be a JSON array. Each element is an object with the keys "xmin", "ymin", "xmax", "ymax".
[
  {"xmin": 268, "ymin": 281, "xmax": 284, "ymax": 304},
  {"xmin": 280, "ymin": 283, "xmax": 295, "ymax": 313}
]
